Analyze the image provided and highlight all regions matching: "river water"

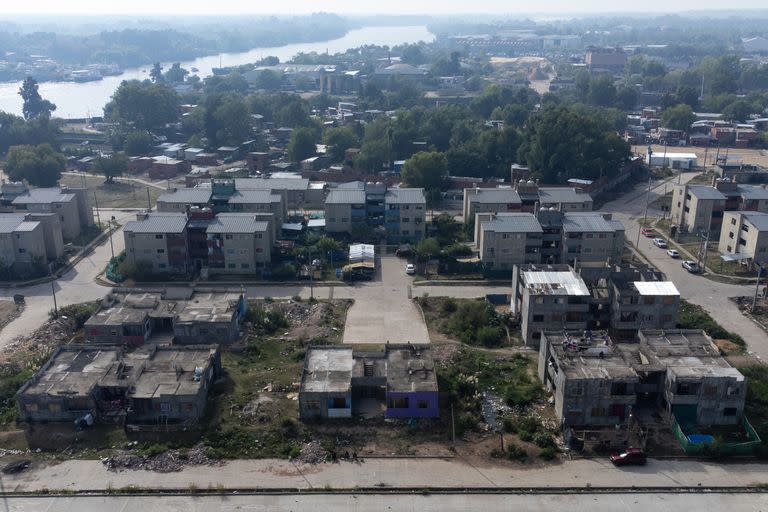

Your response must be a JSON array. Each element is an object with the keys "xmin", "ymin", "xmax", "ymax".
[{"xmin": 0, "ymin": 25, "xmax": 434, "ymax": 119}]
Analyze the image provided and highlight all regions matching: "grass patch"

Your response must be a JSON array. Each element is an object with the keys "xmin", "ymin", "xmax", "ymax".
[
  {"xmin": 677, "ymin": 299, "xmax": 745, "ymax": 350},
  {"xmin": 738, "ymin": 365, "xmax": 768, "ymax": 458},
  {"xmin": 418, "ymin": 297, "xmax": 513, "ymax": 347}
]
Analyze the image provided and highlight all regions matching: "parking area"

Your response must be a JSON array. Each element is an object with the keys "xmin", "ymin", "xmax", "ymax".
[{"xmin": 342, "ymin": 255, "xmax": 430, "ymax": 344}]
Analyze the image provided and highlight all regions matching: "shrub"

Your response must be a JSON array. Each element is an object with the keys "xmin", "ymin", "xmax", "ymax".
[
  {"xmin": 506, "ymin": 442, "xmax": 528, "ymax": 461},
  {"xmin": 52, "ymin": 302, "xmax": 99, "ymax": 329},
  {"xmin": 441, "ymin": 297, "xmax": 457, "ymax": 314},
  {"xmin": 476, "ymin": 325, "xmax": 504, "ymax": 347},
  {"xmin": 532, "ymin": 432, "xmax": 556, "ymax": 449},
  {"xmin": 539, "ymin": 446, "xmax": 558, "ymax": 460}
]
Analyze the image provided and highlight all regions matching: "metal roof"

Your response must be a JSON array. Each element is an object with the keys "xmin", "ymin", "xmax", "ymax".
[
  {"xmin": 633, "ymin": 281, "xmax": 680, "ymax": 296},
  {"xmin": 326, "ymin": 189, "xmax": 366, "ymax": 204},
  {"xmin": 743, "ymin": 211, "xmax": 768, "ymax": 231},
  {"xmin": 236, "ymin": 178, "xmax": 309, "ymax": 191},
  {"xmin": 124, "ymin": 213, "xmax": 188, "ymax": 234},
  {"xmin": 538, "ymin": 187, "xmax": 592, "ymax": 205},
  {"xmin": 481, "ymin": 213, "xmax": 542, "ymax": 233},
  {"xmin": 562, "ymin": 213, "xmax": 623, "ymax": 233},
  {"xmin": 521, "ymin": 270, "xmax": 590, "ymax": 296},
  {"xmin": 206, "ymin": 214, "xmax": 269, "ymax": 234},
  {"xmin": 12, "ymin": 188, "xmax": 75, "ymax": 205},
  {"xmin": 686, "ymin": 185, "xmax": 726, "ymax": 201},
  {"xmin": 157, "ymin": 188, "xmax": 212, "ymax": 204},
  {"xmin": 465, "ymin": 188, "xmax": 521, "ymax": 204},
  {"xmin": 227, "ymin": 190, "xmax": 280, "ymax": 204},
  {"xmin": 385, "ymin": 188, "xmax": 426, "ymax": 204},
  {"xmin": 737, "ymin": 185, "xmax": 768, "ymax": 201}
]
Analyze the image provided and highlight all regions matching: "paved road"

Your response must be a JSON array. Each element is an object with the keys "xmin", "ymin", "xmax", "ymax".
[
  {"xmin": 4, "ymin": 457, "xmax": 768, "ymax": 493},
  {"xmin": 0, "ymin": 209, "xmax": 133, "ymax": 347},
  {"xmin": 603, "ymin": 173, "xmax": 767, "ymax": 361},
  {"xmin": 0, "ymin": 493, "xmax": 764, "ymax": 512}
]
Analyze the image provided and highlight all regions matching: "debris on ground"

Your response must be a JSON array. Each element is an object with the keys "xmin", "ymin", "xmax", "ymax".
[
  {"xmin": 2, "ymin": 459, "xmax": 31, "ymax": 474},
  {"xmin": 102, "ymin": 443, "xmax": 219, "ymax": 473},
  {"xmin": 258, "ymin": 300, "xmax": 345, "ymax": 341},
  {"xmin": 481, "ymin": 392, "xmax": 512, "ymax": 432},
  {"xmin": 295, "ymin": 441, "xmax": 328, "ymax": 464}
]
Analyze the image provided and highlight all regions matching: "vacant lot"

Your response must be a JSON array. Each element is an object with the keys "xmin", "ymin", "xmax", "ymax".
[
  {"xmin": 59, "ymin": 174, "xmax": 163, "ymax": 209},
  {"xmin": 633, "ymin": 145, "xmax": 768, "ymax": 167}
]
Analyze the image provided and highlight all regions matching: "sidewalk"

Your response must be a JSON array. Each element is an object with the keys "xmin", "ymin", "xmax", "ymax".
[{"xmin": 3, "ymin": 457, "xmax": 768, "ymax": 492}]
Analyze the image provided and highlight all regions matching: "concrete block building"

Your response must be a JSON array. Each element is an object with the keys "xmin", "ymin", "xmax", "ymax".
[
  {"xmin": 11, "ymin": 186, "xmax": 92, "ymax": 241},
  {"xmin": 16, "ymin": 344, "xmax": 221, "ymax": 431},
  {"xmin": 324, "ymin": 189, "xmax": 367, "ymax": 235},
  {"xmin": 476, "ymin": 213, "xmax": 542, "ymax": 271},
  {"xmin": 538, "ymin": 330, "xmax": 747, "ymax": 429},
  {"xmin": 299, "ymin": 345, "xmax": 439, "ymax": 421},
  {"xmin": 462, "ymin": 187, "xmax": 521, "ymax": 223},
  {"xmin": 123, "ymin": 212, "xmax": 189, "ymax": 275},
  {"xmin": 718, "ymin": 211, "xmax": 768, "ymax": 265},
  {"xmin": 204, "ymin": 213, "xmax": 273, "ymax": 274},
  {"xmin": 671, "ymin": 184, "xmax": 726, "ymax": 233},
  {"xmin": 561, "ymin": 213, "xmax": 625, "ymax": 266},
  {"xmin": 0, "ymin": 214, "xmax": 47, "ymax": 273},
  {"xmin": 384, "ymin": 188, "xmax": 426, "ymax": 243}
]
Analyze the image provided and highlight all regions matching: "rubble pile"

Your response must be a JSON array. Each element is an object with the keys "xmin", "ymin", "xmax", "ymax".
[
  {"xmin": 144, "ymin": 452, "xmax": 184, "ymax": 473},
  {"xmin": 102, "ymin": 454, "xmax": 144, "ymax": 471},
  {"xmin": 102, "ymin": 443, "xmax": 219, "ymax": 473},
  {"xmin": 295, "ymin": 441, "xmax": 328, "ymax": 464}
]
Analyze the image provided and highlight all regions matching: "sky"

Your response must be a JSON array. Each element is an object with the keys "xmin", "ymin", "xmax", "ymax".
[{"xmin": 2, "ymin": 0, "xmax": 767, "ymax": 15}]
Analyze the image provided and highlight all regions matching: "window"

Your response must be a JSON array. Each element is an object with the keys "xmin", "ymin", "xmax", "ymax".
[
  {"xmin": 739, "ymin": 238, "xmax": 747, "ymax": 246},
  {"xmin": 590, "ymin": 407, "xmax": 605, "ymax": 417},
  {"xmin": 569, "ymin": 383, "xmax": 584, "ymax": 397},
  {"xmin": 727, "ymin": 245, "xmax": 732, "ymax": 252},
  {"xmin": 18, "ymin": 248, "xmax": 25, "ymax": 253},
  {"xmin": 586, "ymin": 233, "xmax": 593, "ymax": 239},
  {"xmin": 402, "ymin": 230, "xmax": 409, "ymax": 235},
  {"xmin": 415, "ymin": 205, "xmax": 423, "ymax": 210},
  {"xmin": 731, "ymin": 217, "xmax": 737, "ymax": 225},
  {"xmin": 729, "ymin": 232, "xmax": 734, "ymax": 239},
  {"xmin": 598, "ymin": 233, "xmax": 607, "ymax": 239},
  {"xmin": 341, "ymin": 218, "xmax": 348, "ymax": 222},
  {"xmin": 643, "ymin": 296, "xmax": 655, "ymax": 305},
  {"xmin": 663, "ymin": 296, "xmax": 676, "ymax": 305},
  {"xmin": 256, "ymin": 248, "xmax": 263, "ymax": 253},
  {"xmin": 241, "ymin": 263, "xmax": 250, "ymax": 269},
  {"xmin": 611, "ymin": 383, "xmax": 630, "ymax": 395},
  {"xmin": 228, "ymin": 263, "xmax": 236, "ymax": 269},
  {"xmin": 417, "ymin": 400, "xmax": 429, "ymax": 409},
  {"xmin": 160, "ymin": 403, "xmax": 171, "ymax": 413},
  {"xmin": 532, "ymin": 314, "xmax": 544, "ymax": 322},
  {"xmin": 155, "ymin": 234, "xmax": 163, "ymax": 239},
  {"xmin": 662, "ymin": 314, "xmax": 673, "ymax": 322},
  {"xmin": 227, "ymin": 249, "xmax": 235, "ymax": 255},
  {"xmin": 157, "ymin": 249, "xmax": 165, "ymax": 254},
  {"xmin": 583, "ymin": 247, "xmax": 592, "ymax": 253},
  {"xmin": 723, "ymin": 407, "xmax": 737, "ymax": 417},
  {"xmin": 727, "ymin": 386, "xmax": 740, "ymax": 396},
  {"xmin": 742, "ymin": 224, "xmax": 749, "ymax": 232},
  {"xmin": 389, "ymin": 396, "xmax": 409, "ymax": 409},
  {"xmin": 332, "ymin": 397, "xmax": 347, "ymax": 408},
  {"xmin": 225, "ymin": 234, "xmax": 233, "ymax": 240},
  {"xmin": 551, "ymin": 313, "xmax": 562, "ymax": 322},
  {"xmin": 534, "ymin": 297, "xmax": 545, "ymax": 304},
  {"xmin": 402, "ymin": 217, "xmax": 410, "ymax": 223}
]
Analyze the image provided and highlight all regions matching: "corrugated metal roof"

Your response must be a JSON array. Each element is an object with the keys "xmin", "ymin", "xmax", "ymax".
[
  {"xmin": 738, "ymin": 185, "xmax": 768, "ymax": 200},
  {"xmin": 744, "ymin": 211, "xmax": 768, "ymax": 231},
  {"xmin": 157, "ymin": 188, "xmax": 212, "ymax": 204},
  {"xmin": 465, "ymin": 188, "xmax": 521, "ymax": 204},
  {"xmin": 206, "ymin": 213, "xmax": 269, "ymax": 234},
  {"xmin": 227, "ymin": 190, "xmax": 280, "ymax": 204},
  {"xmin": 385, "ymin": 188, "xmax": 426, "ymax": 204},
  {"xmin": 326, "ymin": 189, "xmax": 366, "ymax": 204},
  {"xmin": 14, "ymin": 221, "xmax": 40, "ymax": 232},
  {"xmin": 481, "ymin": 213, "xmax": 542, "ymax": 233},
  {"xmin": 538, "ymin": 187, "xmax": 592, "ymax": 205},
  {"xmin": 124, "ymin": 213, "xmax": 188, "ymax": 234},
  {"xmin": 236, "ymin": 178, "xmax": 309, "ymax": 191},
  {"xmin": 633, "ymin": 281, "xmax": 680, "ymax": 296},
  {"xmin": 522, "ymin": 270, "xmax": 590, "ymax": 296},
  {"xmin": 0, "ymin": 214, "xmax": 26, "ymax": 234},
  {"xmin": 12, "ymin": 188, "xmax": 75, "ymax": 205},
  {"xmin": 562, "ymin": 213, "xmax": 623, "ymax": 233}
]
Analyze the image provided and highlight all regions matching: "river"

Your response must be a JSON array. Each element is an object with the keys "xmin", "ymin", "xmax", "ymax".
[{"xmin": 0, "ymin": 25, "xmax": 434, "ymax": 119}]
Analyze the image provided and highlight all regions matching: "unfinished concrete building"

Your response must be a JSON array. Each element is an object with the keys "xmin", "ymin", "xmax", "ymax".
[
  {"xmin": 16, "ymin": 344, "xmax": 221, "ymax": 431},
  {"xmin": 538, "ymin": 329, "xmax": 747, "ymax": 429},
  {"xmin": 84, "ymin": 289, "xmax": 247, "ymax": 346},
  {"xmin": 299, "ymin": 344, "xmax": 439, "ymax": 421}
]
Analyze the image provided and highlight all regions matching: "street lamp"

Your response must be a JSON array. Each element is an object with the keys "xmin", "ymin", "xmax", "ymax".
[{"xmin": 108, "ymin": 215, "xmax": 116, "ymax": 260}]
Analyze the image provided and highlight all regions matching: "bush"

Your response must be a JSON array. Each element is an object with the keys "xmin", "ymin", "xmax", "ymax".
[
  {"xmin": 475, "ymin": 325, "xmax": 505, "ymax": 347},
  {"xmin": 506, "ymin": 442, "xmax": 528, "ymax": 461},
  {"xmin": 139, "ymin": 443, "xmax": 168, "ymax": 457},
  {"xmin": 539, "ymin": 446, "xmax": 558, "ymax": 460},
  {"xmin": 246, "ymin": 304, "xmax": 289, "ymax": 335},
  {"xmin": 441, "ymin": 298, "xmax": 457, "ymax": 314},
  {"xmin": 53, "ymin": 302, "xmax": 99, "ymax": 329},
  {"xmin": 532, "ymin": 432, "xmax": 557, "ymax": 449}
]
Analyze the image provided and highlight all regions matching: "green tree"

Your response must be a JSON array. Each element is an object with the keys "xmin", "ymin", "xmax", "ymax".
[
  {"xmin": 164, "ymin": 62, "xmax": 188, "ymax": 83},
  {"xmin": 323, "ymin": 126, "xmax": 359, "ymax": 162},
  {"xmin": 415, "ymin": 237, "xmax": 440, "ymax": 260},
  {"xmin": 615, "ymin": 85, "xmax": 639, "ymax": 110},
  {"xmin": 676, "ymin": 85, "xmax": 700, "ymax": 110},
  {"xmin": 150, "ymin": 62, "xmax": 164, "ymax": 83},
  {"xmin": 288, "ymin": 127, "xmax": 317, "ymax": 162},
  {"xmin": 253, "ymin": 70, "xmax": 283, "ymax": 91},
  {"xmin": 94, "ymin": 152, "xmax": 129, "ymax": 183},
  {"xmin": 212, "ymin": 96, "xmax": 252, "ymax": 146},
  {"xmin": 402, "ymin": 151, "xmax": 447, "ymax": 190},
  {"xmin": 5, "ymin": 144, "xmax": 65, "ymax": 186},
  {"xmin": 124, "ymin": 130, "xmax": 152, "ymax": 156},
  {"xmin": 105, "ymin": 80, "xmax": 179, "ymax": 130},
  {"xmin": 18, "ymin": 77, "xmax": 56, "ymax": 120},
  {"xmin": 588, "ymin": 75, "xmax": 617, "ymax": 107},
  {"xmin": 721, "ymin": 100, "xmax": 753, "ymax": 122},
  {"xmin": 661, "ymin": 104, "xmax": 696, "ymax": 132}
]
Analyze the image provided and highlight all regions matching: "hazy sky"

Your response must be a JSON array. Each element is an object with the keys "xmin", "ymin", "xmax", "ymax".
[{"xmin": 2, "ymin": 0, "xmax": 767, "ymax": 15}]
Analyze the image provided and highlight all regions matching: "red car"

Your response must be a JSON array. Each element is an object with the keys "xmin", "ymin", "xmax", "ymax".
[
  {"xmin": 610, "ymin": 448, "xmax": 647, "ymax": 466},
  {"xmin": 641, "ymin": 228, "xmax": 655, "ymax": 238}
]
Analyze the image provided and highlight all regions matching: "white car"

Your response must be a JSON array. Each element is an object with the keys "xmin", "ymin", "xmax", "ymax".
[
  {"xmin": 405, "ymin": 263, "xmax": 415, "ymax": 275},
  {"xmin": 682, "ymin": 260, "xmax": 701, "ymax": 273},
  {"xmin": 653, "ymin": 238, "xmax": 667, "ymax": 248},
  {"xmin": 667, "ymin": 249, "xmax": 679, "ymax": 258}
]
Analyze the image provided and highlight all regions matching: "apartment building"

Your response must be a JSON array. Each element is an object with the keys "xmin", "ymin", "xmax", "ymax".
[
  {"xmin": 156, "ymin": 188, "xmax": 212, "ymax": 213},
  {"xmin": 671, "ymin": 184, "xmax": 726, "ymax": 233},
  {"xmin": 511, "ymin": 264, "xmax": 592, "ymax": 347},
  {"xmin": 561, "ymin": 213, "xmax": 625, "ymax": 266},
  {"xmin": 718, "ymin": 211, "xmax": 768, "ymax": 265},
  {"xmin": 609, "ymin": 278, "xmax": 679, "ymax": 340},
  {"xmin": 462, "ymin": 187, "xmax": 521, "ymax": 222},
  {"xmin": 205, "ymin": 213, "xmax": 273, "ymax": 274},
  {"xmin": 12, "ymin": 186, "xmax": 92, "ymax": 241},
  {"xmin": 538, "ymin": 187, "xmax": 594, "ymax": 212},
  {"xmin": 0, "ymin": 214, "xmax": 47, "ymax": 273},
  {"xmin": 123, "ymin": 212, "xmax": 189, "ymax": 275},
  {"xmin": 235, "ymin": 177, "xmax": 325, "ymax": 210},
  {"xmin": 476, "ymin": 213, "xmax": 542, "ymax": 271},
  {"xmin": 325, "ymin": 189, "xmax": 367, "ymax": 234},
  {"xmin": 538, "ymin": 329, "xmax": 747, "ymax": 428},
  {"xmin": 384, "ymin": 188, "xmax": 426, "ymax": 243}
]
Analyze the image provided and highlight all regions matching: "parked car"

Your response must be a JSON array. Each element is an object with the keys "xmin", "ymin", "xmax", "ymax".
[
  {"xmin": 610, "ymin": 448, "xmax": 647, "ymax": 466},
  {"xmin": 667, "ymin": 249, "xmax": 679, "ymax": 258},
  {"xmin": 653, "ymin": 238, "xmax": 667, "ymax": 248},
  {"xmin": 641, "ymin": 228, "xmax": 655, "ymax": 238},
  {"xmin": 682, "ymin": 260, "xmax": 701, "ymax": 273},
  {"xmin": 405, "ymin": 263, "xmax": 415, "ymax": 275}
]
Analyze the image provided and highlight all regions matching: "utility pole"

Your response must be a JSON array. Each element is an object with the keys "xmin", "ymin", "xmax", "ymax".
[
  {"xmin": 146, "ymin": 187, "xmax": 151, "ymax": 211},
  {"xmin": 633, "ymin": 175, "xmax": 652, "ymax": 263},
  {"xmin": 108, "ymin": 215, "xmax": 115, "ymax": 260},
  {"xmin": 93, "ymin": 191, "xmax": 101, "ymax": 227},
  {"xmin": 753, "ymin": 264, "xmax": 764, "ymax": 312},
  {"xmin": 51, "ymin": 280, "xmax": 58, "ymax": 318},
  {"xmin": 309, "ymin": 246, "xmax": 314, "ymax": 300}
]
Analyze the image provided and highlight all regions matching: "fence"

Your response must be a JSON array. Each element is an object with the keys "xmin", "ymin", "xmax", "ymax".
[{"xmin": 672, "ymin": 416, "xmax": 761, "ymax": 455}]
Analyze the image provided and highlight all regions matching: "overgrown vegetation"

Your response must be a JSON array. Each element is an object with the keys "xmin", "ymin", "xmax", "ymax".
[
  {"xmin": 419, "ymin": 297, "xmax": 510, "ymax": 347},
  {"xmin": 739, "ymin": 365, "xmax": 768, "ymax": 458},
  {"xmin": 50, "ymin": 301, "xmax": 100, "ymax": 329},
  {"xmin": 677, "ymin": 299, "xmax": 745, "ymax": 349}
]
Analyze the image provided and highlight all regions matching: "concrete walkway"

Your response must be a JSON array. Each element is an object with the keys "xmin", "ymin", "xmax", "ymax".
[{"xmin": 2, "ymin": 457, "xmax": 768, "ymax": 492}]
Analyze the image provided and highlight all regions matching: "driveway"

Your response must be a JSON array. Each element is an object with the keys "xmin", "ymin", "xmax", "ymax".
[{"xmin": 341, "ymin": 255, "xmax": 430, "ymax": 344}]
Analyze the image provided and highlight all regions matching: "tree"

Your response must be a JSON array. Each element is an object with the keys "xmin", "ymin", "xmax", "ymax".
[
  {"xmin": 253, "ymin": 70, "xmax": 283, "ymax": 91},
  {"xmin": 415, "ymin": 237, "xmax": 440, "ymax": 261},
  {"xmin": 105, "ymin": 80, "xmax": 179, "ymax": 130},
  {"xmin": 164, "ymin": 63, "xmax": 188, "ymax": 83},
  {"xmin": 212, "ymin": 96, "xmax": 252, "ymax": 146},
  {"xmin": 402, "ymin": 151, "xmax": 447, "ymax": 190},
  {"xmin": 323, "ymin": 126, "xmax": 359, "ymax": 162},
  {"xmin": 721, "ymin": 100, "xmax": 753, "ymax": 122},
  {"xmin": 124, "ymin": 130, "xmax": 152, "ymax": 156},
  {"xmin": 661, "ymin": 104, "xmax": 696, "ymax": 132},
  {"xmin": 518, "ymin": 106, "xmax": 630, "ymax": 184},
  {"xmin": 288, "ymin": 127, "xmax": 317, "ymax": 162},
  {"xmin": 5, "ymin": 144, "xmax": 65, "ymax": 186},
  {"xmin": 588, "ymin": 75, "xmax": 617, "ymax": 107},
  {"xmin": 18, "ymin": 77, "xmax": 56, "ymax": 120},
  {"xmin": 94, "ymin": 153, "xmax": 129, "ymax": 183},
  {"xmin": 615, "ymin": 85, "xmax": 639, "ymax": 110},
  {"xmin": 150, "ymin": 62, "xmax": 164, "ymax": 83},
  {"xmin": 676, "ymin": 85, "xmax": 700, "ymax": 110}
]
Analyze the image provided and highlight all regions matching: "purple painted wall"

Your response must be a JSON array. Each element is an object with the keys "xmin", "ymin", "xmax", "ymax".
[{"xmin": 385, "ymin": 391, "xmax": 439, "ymax": 418}]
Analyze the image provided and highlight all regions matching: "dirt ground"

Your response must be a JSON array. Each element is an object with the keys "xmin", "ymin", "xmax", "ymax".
[
  {"xmin": 59, "ymin": 174, "xmax": 163, "ymax": 209},
  {"xmin": 632, "ymin": 145, "xmax": 768, "ymax": 167},
  {"xmin": 490, "ymin": 56, "xmax": 554, "ymax": 95},
  {"xmin": 0, "ymin": 300, "xmax": 21, "ymax": 334}
]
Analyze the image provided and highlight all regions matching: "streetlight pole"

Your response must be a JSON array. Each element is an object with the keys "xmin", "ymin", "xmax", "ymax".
[
  {"xmin": 753, "ymin": 264, "xmax": 764, "ymax": 312},
  {"xmin": 108, "ymin": 215, "xmax": 115, "ymax": 260},
  {"xmin": 633, "ymin": 175, "xmax": 652, "ymax": 263}
]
